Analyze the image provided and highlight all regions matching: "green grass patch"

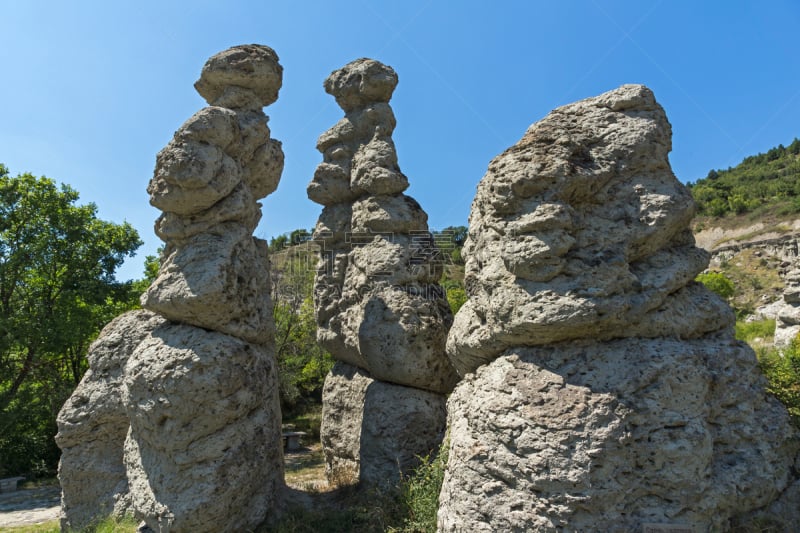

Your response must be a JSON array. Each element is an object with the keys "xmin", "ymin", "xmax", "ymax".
[
  {"xmin": 1, "ymin": 515, "xmax": 138, "ymax": 533},
  {"xmin": 736, "ymin": 318, "xmax": 776, "ymax": 343}
]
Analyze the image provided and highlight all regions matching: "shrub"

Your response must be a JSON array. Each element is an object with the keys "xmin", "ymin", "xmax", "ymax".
[
  {"xmin": 696, "ymin": 271, "xmax": 735, "ymax": 299},
  {"xmin": 392, "ymin": 436, "xmax": 449, "ymax": 532},
  {"xmin": 757, "ymin": 341, "xmax": 800, "ymax": 428}
]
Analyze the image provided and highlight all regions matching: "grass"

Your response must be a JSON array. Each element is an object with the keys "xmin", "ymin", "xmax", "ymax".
[
  {"xmin": 267, "ymin": 436, "xmax": 450, "ymax": 533},
  {"xmin": 0, "ymin": 523, "xmax": 60, "ymax": 533},
  {"xmin": 756, "ymin": 343, "xmax": 800, "ymax": 428},
  {"xmin": 0, "ymin": 515, "xmax": 138, "ymax": 533},
  {"xmin": 736, "ymin": 318, "xmax": 776, "ymax": 344}
]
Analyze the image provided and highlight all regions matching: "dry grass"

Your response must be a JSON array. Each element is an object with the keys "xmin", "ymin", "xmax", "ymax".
[{"xmin": 711, "ymin": 248, "xmax": 785, "ymax": 315}]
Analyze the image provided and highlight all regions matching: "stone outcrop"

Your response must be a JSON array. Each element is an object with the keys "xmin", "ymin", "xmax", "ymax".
[
  {"xmin": 703, "ymin": 235, "xmax": 800, "ymax": 347},
  {"xmin": 123, "ymin": 323, "xmax": 282, "ymax": 532},
  {"xmin": 56, "ymin": 310, "xmax": 164, "ymax": 531},
  {"xmin": 308, "ymin": 59, "xmax": 455, "ymax": 486},
  {"xmin": 320, "ymin": 362, "xmax": 447, "ymax": 485},
  {"xmin": 439, "ymin": 85, "xmax": 800, "ymax": 531},
  {"xmin": 121, "ymin": 44, "xmax": 285, "ymax": 532},
  {"xmin": 775, "ymin": 268, "xmax": 800, "ymax": 346}
]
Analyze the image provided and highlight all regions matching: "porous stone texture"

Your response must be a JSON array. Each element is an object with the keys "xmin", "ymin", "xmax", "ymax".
[
  {"xmin": 320, "ymin": 362, "xmax": 447, "ymax": 487},
  {"xmin": 56, "ymin": 310, "xmax": 164, "ymax": 532},
  {"xmin": 308, "ymin": 59, "xmax": 456, "ymax": 486},
  {"xmin": 143, "ymin": 51, "xmax": 284, "ymax": 343},
  {"xmin": 448, "ymin": 84, "xmax": 730, "ymax": 376},
  {"xmin": 439, "ymin": 85, "xmax": 800, "ymax": 531},
  {"xmin": 122, "ymin": 323, "xmax": 282, "ymax": 533},
  {"xmin": 440, "ymin": 338, "xmax": 800, "ymax": 531},
  {"xmin": 122, "ymin": 44, "xmax": 285, "ymax": 532}
]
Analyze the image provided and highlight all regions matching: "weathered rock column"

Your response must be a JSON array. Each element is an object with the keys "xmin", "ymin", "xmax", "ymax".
[
  {"xmin": 439, "ymin": 85, "xmax": 800, "ymax": 531},
  {"xmin": 56, "ymin": 310, "xmax": 164, "ymax": 531},
  {"xmin": 307, "ymin": 59, "xmax": 458, "ymax": 487},
  {"xmin": 122, "ymin": 45, "xmax": 285, "ymax": 532}
]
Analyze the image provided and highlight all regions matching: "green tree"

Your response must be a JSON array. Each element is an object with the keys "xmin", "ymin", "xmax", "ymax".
[
  {"xmin": 441, "ymin": 225, "xmax": 468, "ymax": 248},
  {"xmin": 0, "ymin": 166, "xmax": 142, "ymax": 475},
  {"xmin": 271, "ymin": 248, "xmax": 333, "ymax": 414},
  {"xmin": 695, "ymin": 271, "xmax": 735, "ymax": 299}
]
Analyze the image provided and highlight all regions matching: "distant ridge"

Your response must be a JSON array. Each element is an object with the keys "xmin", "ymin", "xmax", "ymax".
[{"xmin": 688, "ymin": 137, "xmax": 800, "ymax": 220}]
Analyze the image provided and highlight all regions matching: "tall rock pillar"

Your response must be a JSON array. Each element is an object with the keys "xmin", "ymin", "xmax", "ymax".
[
  {"xmin": 122, "ymin": 45, "xmax": 285, "ymax": 532},
  {"xmin": 307, "ymin": 59, "xmax": 458, "ymax": 486}
]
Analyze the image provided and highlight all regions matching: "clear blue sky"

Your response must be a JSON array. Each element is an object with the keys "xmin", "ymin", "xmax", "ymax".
[{"xmin": 2, "ymin": 1, "xmax": 799, "ymax": 281}]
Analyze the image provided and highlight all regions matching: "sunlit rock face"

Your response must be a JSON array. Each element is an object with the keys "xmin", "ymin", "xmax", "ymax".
[
  {"xmin": 56, "ymin": 310, "xmax": 164, "ymax": 532},
  {"xmin": 124, "ymin": 44, "xmax": 285, "ymax": 533},
  {"xmin": 439, "ymin": 85, "xmax": 800, "ymax": 532},
  {"xmin": 308, "ymin": 58, "xmax": 456, "ymax": 486}
]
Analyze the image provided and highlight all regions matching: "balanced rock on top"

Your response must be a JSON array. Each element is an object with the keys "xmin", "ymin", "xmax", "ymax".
[
  {"xmin": 308, "ymin": 59, "xmax": 455, "ymax": 486},
  {"xmin": 122, "ymin": 44, "xmax": 285, "ymax": 533},
  {"xmin": 308, "ymin": 58, "xmax": 457, "ymax": 394}
]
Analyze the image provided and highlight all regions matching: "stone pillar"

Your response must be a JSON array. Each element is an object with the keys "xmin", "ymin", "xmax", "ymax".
[
  {"xmin": 122, "ymin": 44, "xmax": 285, "ymax": 532},
  {"xmin": 307, "ymin": 59, "xmax": 458, "ymax": 487}
]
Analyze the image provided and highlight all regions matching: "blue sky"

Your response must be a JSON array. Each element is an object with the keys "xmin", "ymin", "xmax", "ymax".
[{"xmin": 2, "ymin": 1, "xmax": 799, "ymax": 281}]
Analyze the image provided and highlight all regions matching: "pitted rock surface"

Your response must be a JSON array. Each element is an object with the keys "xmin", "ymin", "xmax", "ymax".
[
  {"xmin": 439, "ymin": 84, "xmax": 800, "ymax": 531},
  {"xmin": 774, "ymin": 268, "xmax": 800, "ymax": 347},
  {"xmin": 121, "ymin": 44, "xmax": 284, "ymax": 533},
  {"xmin": 309, "ymin": 59, "xmax": 456, "ymax": 487},
  {"xmin": 447, "ymin": 84, "xmax": 732, "ymax": 376},
  {"xmin": 56, "ymin": 310, "xmax": 164, "ymax": 531},
  {"xmin": 439, "ymin": 336, "xmax": 800, "ymax": 531},
  {"xmin": 320, "ymin": 362, "xmax": 447, "ymax": 487},
  {"xmin": 194, "ymin": 44, "xmax": 282, "ymax": 109},
  {"xmin": 308, "ymin": 58, "xmax": 457, "ymax": 394},
  {"xmin": 123, "ymin": 322, "xmax": 282, "ymax": 533},
  {"xmin": 143, "ymin": 70, "xmax": 283, "ymax": 343}
]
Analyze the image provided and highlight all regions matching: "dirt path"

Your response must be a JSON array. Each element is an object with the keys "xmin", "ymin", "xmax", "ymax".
[
  {"xmin": 0, "ymin": 445, "xmax": 327, "ymax": 529},
  {"xmin": 0, "ymin": 485, "xmax": 61, "ymax": 528}
]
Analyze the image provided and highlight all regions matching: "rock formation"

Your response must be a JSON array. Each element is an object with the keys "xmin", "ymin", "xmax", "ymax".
[
  {"xmin": 321, "ymin": 364, "xmax": 447, "ymax": 485},
  {"xmin": 308, "ymin": 59, "xmax": 456, "ymax": 486},
  {"xmin": 56, "ymin": 310, "xmax": 164, "ymax": 531},
  {"xmin": 439, "ymin": 85, "xmax": 800, "ymax": 531},
  {"xmin": 772, "ymin": 268, "xmax": 800, "ymax": 347},
  {"xmin": 122, "ymin": 44, "xmax": 285, "ymax": 532}
]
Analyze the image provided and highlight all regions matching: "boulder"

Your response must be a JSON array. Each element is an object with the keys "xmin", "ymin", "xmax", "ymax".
[
  {"xmin": 439, "ymin": 336, "xmax": 799, "ymax": 531},
  {"xmin": 56, "ymin": 310, "xmax": 164, "ymax": 531},
  {"xmin": 123, "ymin": 322, "xmax": 283, "ymax": 533},
  {"xmin": 439, "ymin": 84, "xmax": 800, "ymax": 531},
  {"xmin": 447, "ymin": 84, "xmax": 731, "ymax": 376},
  {"xmin": 320, "ymin": 362, "xmax": 447, "ymax": 487}
]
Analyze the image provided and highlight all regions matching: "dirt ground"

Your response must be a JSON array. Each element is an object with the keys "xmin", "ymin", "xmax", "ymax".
[
  {"xmin": 0, "ymin": 442, "xmax": 327, "ymax": 529},
  {"xmin": 0, "ymin": 485, "xmax": 61, "ymax": 528}
]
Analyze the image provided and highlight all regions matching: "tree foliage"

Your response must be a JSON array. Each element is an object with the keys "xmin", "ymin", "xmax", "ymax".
[
  {"xmin": 695, "ymin": 271, "xmax": 735, "ymax": 300},
  {"xmin": 688, "ymin": 138, "xmax": 800, "ymax": 218},
  {"xmin": 270, "ymin": 244, "xmax": 333, "ymax": 416},
  {"xmin": 0, "ymin": 165, "xmax": 142, "ymax": 476}
]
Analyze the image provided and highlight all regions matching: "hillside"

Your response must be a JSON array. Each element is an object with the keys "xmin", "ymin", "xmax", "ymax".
[{"xmin": 688, "ymin": 138, "xmax": 800, "ymax": 237}]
